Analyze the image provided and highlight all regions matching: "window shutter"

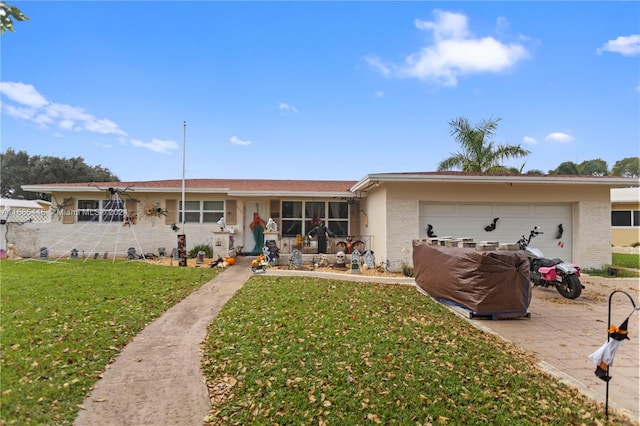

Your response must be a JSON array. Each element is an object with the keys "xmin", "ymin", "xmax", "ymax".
[
  {"xmin": 226, "ymin": 200, "xmax": 237, "ymax": 225},
  {"xmin": 165, "ymin": 199, "xmax": 177, "ymax": 225},
  {"xmin": 62, "ymin": 197, "xmax": 75, "ymax": 224},
  {"xmin": 127, "ymin": 199, "xmax": 138, "ymax": 218}
]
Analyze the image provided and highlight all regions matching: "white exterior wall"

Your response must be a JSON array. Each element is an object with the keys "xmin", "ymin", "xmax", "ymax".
[
  {"xmin": 573, "ymin": 201, "xmax": 612, "ymax": 269},
  {"xmin": 385, "ymin": 198, "xmax": 419, "ymax": 271},
  {"xmin": 10, "ymin": 220, "xmax": 227, "ymax": 259}
]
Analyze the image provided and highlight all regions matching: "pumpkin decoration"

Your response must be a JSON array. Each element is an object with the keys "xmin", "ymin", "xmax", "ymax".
[{"xmin": 225, "ymin": 257, "xmax": 236, "ymax": 266}]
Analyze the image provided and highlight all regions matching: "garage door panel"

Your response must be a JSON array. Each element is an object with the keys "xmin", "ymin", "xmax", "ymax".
[{"xmin": 419, "ymin": 203, "xmax": 573, "ymax": 261}]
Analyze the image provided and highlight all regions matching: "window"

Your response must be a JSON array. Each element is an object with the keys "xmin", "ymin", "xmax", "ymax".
[
  {"xmin": 77, "ymin": 199, "xmax": 126, "ymax": 223},
  {"xmin": 281, "ymin": 200, "xmax": 349, "ymax": 237},
  {"xmin": 77, "ymin": 200, "xmax": 99, "ymax": 222},
  {"xmin": 179, "ymin": 200, "xmax": 224, "ymax": 224},
  {"xmin": 612, "ymin": 210, "xmax": 640, "ymax": 227}
]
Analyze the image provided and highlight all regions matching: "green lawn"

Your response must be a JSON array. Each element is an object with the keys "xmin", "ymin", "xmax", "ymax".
[
  {"xmin": 1, "ymin": 261, "xmax": 634, "ymax": 425},
  {"xmin": 201, "ymin": 276, "xmax": 633, "ymax": 425},
  {"xmin": 0, "ymin": 260, "xmax": 221, "ymax": 425}
]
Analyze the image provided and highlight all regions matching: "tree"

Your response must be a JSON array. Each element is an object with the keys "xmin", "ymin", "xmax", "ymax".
[
  {"xmin": 578, "ymin": 159, "xmax": 609, "ymax": 176},
  {"xmin": 611, "ymin": 157, "xmax": 640, "ymax": 178},
  {"xmin": 549, "ymin": 161, "xmax": 580, "ymax": 175},
  {"xmin": 0, "ymin": 2, "xmax": 29, "ymax": 35},
  {"xmin": 0, "ymin": 148, "xmax": 120, "ymax": 200},
  {"xmin": 437, "ymin": 117, "xmax": 530, "ymax": 173}
]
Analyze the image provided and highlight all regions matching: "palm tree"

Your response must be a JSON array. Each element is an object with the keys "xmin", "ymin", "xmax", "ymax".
[{"xmin": 437, "ymin": 117, "xmax": 530, "ymax": 173}]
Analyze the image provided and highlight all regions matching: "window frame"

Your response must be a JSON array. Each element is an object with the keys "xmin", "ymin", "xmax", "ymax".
[
  {"xmin": 611, "ymin": 210, "xmax": 640, "ymax": 227},
  {"xmin": 281, "ymin": 200, "xmax": 349, "ymax": 237},
  {"xmin": 179, "ymin": 200, "xmax": 225, "ymax": 224}
]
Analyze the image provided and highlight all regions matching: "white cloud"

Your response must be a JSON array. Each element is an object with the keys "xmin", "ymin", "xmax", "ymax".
[
  {"xmin": 596, "ymin": 34, "xmax": 640, "ymax": 56},
  {"xmin": 0, "ymin": 81, "xmax": 127, "ymax": 137},
  {"xmin": 366, "ymin": 10, "xmax": 529, "ymax": 86},
  {"xmin": 0, "ymin": 81, "xmax": 49, "ymax": 108},
  {"xmin": 0, "ymin": 81, "xmax": 179, "ymax": 154},
  {"xmin": 230, "ymin": 135, "xmax": 252, "ymax": 146},
  {"xmin": 130, "ymin": 138, "xmax": 179, "ymax": 154},
  {"xmin": 545, "ymin": 132, "xmax": 574, "ymax": 143},
  {"xmin": 375, "ymin": 90, "xmax": 385, "ymax": 98},
  {"xmin": 522, "ymin": 136, "xmax": 537, "ymax": 145},
  {"xmin": 278, "ymin": 102, "xmax": 298, "ymax": 113}
]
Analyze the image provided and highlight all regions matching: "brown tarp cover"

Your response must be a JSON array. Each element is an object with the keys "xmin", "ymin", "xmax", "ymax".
[{"xmin": 413, "ymin": 240, "xmax": 532, "ymax": 319}]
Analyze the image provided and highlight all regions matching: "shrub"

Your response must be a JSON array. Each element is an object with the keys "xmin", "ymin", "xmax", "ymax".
[{"xmin": 188, "ymin": 243, "xmax": 213, "ymax": 258}]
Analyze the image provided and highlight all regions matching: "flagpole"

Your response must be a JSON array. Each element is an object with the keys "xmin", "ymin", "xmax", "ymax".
[
  {"xmin": 178, "ymin": 121, "xmax": 187, "ymax": 267},
  {"xmin": 182, "ymin": 121, "xmax": 186, "ymax": 227}
]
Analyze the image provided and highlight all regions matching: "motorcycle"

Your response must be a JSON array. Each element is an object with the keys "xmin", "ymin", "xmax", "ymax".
[{"xmin": 517, "ymin": 226, "xmax": 583, "ymax": 299}]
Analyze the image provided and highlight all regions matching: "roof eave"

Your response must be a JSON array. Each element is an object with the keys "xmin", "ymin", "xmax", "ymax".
[{"xmin": 351, "ymin": 173, "xmax": 639, "ymax": 191}]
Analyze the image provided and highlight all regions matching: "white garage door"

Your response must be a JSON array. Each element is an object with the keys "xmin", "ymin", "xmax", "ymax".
[{"xmin": 419, "ymin": 203, "xmax": 573, "ymax": 261}]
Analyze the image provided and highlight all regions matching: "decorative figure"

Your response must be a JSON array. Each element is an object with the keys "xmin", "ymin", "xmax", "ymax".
[
  {"xmin": 217, "ymin": 216, "xmax": 226, "ymax": 231},
  {"xmin": 350, "ymin": 249, "xmax": 361, "ymax": 274},
  {"xmin": 484, "ymin": 218, "xmax": 499, "ymax": 232},
  {"xmin": 290, "ymin": 249, "xmax": 303, "ymax": 269},
  {"xmin": 170, "ymin": 223, "xmax": 180, "ymax": 232},
  {"xmin": 318, "ymin": 254, "xmax": 329, "ymax": 267},
  {"xmin": 364, "ymin": 250, "xmax": 375, "ymax": 270},
  {"xmin": 427, "ymin": 224, "xmax": 437, "ymax": 238},
  {"xmin": 307, "ymin": 220, "xmax": 335, "ymax": 254},
  {"xmin": 250, "ymin": 213, "xmax": 265, "ymax": 254},
  {"xmin": 336, "ymin": 236, "xmax": 365, "ymax": 254},
  {"xmin": 334, "ymin": 251, "xmax": 346, "ymax": 269},
  {"xmin": 588, "ymin": 318, "xmax": 631, "ymax": 382},
  {"xmin": 266, "ymin": 217, "xmax": 278, "ymax": 232},
  {"xmin": 556, "ymin": 224, "xmax": 564, "ymax": 239},
  {"xmin": 263, "ymin": 240, "xmax": 280, "ymax": 266}
]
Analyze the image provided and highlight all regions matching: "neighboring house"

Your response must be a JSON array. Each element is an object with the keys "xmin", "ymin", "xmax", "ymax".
[
  {"xmin": 19, "ymin": 172, "xmax": 638, "ymax": 269},
  {"xmin": 0, "ymin": 198, "xmax": 50, "ymax": 254},
  {"xmin": 611, "ymin": 187, "xmax": 640, "ymax": 247}
]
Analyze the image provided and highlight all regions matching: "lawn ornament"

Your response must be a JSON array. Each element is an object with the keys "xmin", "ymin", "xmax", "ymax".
[
  {"xmin": 266, "ymin": 217, "xmax": 278, "ymax": 232},
  {"xmin": 587, "ymin": 290, "xmax": 639, "ymax": 420},
  {"xmin": 251, "ymin": 254, "xmax": 269, "ymax": 273}
]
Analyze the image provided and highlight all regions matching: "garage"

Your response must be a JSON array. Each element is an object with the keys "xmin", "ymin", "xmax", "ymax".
[{"xmin": 419, "ymin": 203, "xmax": 574, "ymax": 262}]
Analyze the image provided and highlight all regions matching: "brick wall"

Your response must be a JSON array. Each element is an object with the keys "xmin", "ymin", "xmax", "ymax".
[
  {"xmin": 385, "ymin": 199, "xmax": 419, "ymax": 271},
  {"xmin": 574, "ymin": 201, "xmax": 611, "ymax": 269}
]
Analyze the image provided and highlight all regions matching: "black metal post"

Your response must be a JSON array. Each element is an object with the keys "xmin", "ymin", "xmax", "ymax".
[{"xmin": 604, "ymin": 290, "xmax": 638, "ymax": 420}]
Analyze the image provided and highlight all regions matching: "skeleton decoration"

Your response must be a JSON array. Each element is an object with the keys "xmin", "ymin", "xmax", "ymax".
[{"xmin": 335, "ymin": 251, "xmax": 346, "ymax": 268}]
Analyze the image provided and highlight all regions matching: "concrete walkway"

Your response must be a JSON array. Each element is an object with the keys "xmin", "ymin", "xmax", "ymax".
[
  {"xmin": 75, "ymin": 260, "xmax": 639, "ymax": 425},
  {"xmin": 74, "ymin": 259, "xmax": 252, "ymax": 426}
]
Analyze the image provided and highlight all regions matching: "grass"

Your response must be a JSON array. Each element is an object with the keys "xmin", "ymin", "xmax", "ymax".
[
  {"xmin": 0, "ymin": 259, "xmax": 222, "ymax": 425},
  {"xmin": 612, "ymin": 252, "xmax": 640, "ymax": 269},
  {"xmin": 583, "ymin": 252, "xmax": 640, "ymax": 278},
  {"xmin": 201, "ymin": 276, "xmax": 633, "ymax": 425},
  {"xmin": 1, "ymin": 260, "xmax": 635, "ymax": 425}
]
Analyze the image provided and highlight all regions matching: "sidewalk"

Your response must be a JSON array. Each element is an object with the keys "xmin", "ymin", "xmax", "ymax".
[
  {"xmin": 75, "ymin": 261, "xmax": 639, "ymax": 424},
  {"xmin": 74, "ymin": 259, "xmax": 252, "ymax": 426}
]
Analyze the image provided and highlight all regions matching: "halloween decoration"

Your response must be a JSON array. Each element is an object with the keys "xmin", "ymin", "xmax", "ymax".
[
  {"xmin": 250, "ymin": 213, "xmax": 266, "ymax": 254},
  {"xmin": 308, "ymin": 221, "xmax": 335, "ymax": 254},
  {"xmin": 217, "ymin": 216, "xmax": 226, "ymax": 231},
  {"xmin": 556, "ymin": 223, "xmax": 564, "ymax": 239},
  {"xmin": 266, "ymin": 217, "xmax": 278, "ymax": 232},
  {"xmin": 427, "ymin": 224, "xmax": 437, "ymax": 238},
  {"xmin": 484, "ymin": 218, "xmax": 499, "ymax": 232},
  {"xmin": 587, "ymin": 290, "xmax": 639, "ymax": 420}
]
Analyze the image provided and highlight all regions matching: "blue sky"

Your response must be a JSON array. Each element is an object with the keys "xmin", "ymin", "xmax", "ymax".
[{"xmin": 1, "ymin": 1, "xmax": 638, "ymax": 182}]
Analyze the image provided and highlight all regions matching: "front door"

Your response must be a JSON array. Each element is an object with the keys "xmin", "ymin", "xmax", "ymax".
[{"xmin": 243, "ymin": 201, "xmax": 269, "ymax": 254}]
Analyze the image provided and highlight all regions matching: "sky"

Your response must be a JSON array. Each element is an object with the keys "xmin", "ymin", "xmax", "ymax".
[{"xmin": 1, "ymin": 1, "xmax": 639, "ymax": 182}]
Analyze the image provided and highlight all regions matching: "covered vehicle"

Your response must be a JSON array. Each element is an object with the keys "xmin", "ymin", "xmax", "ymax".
[{"xmin": 413, "ymin": 240, "xmax": 531, "ymax": 319}]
